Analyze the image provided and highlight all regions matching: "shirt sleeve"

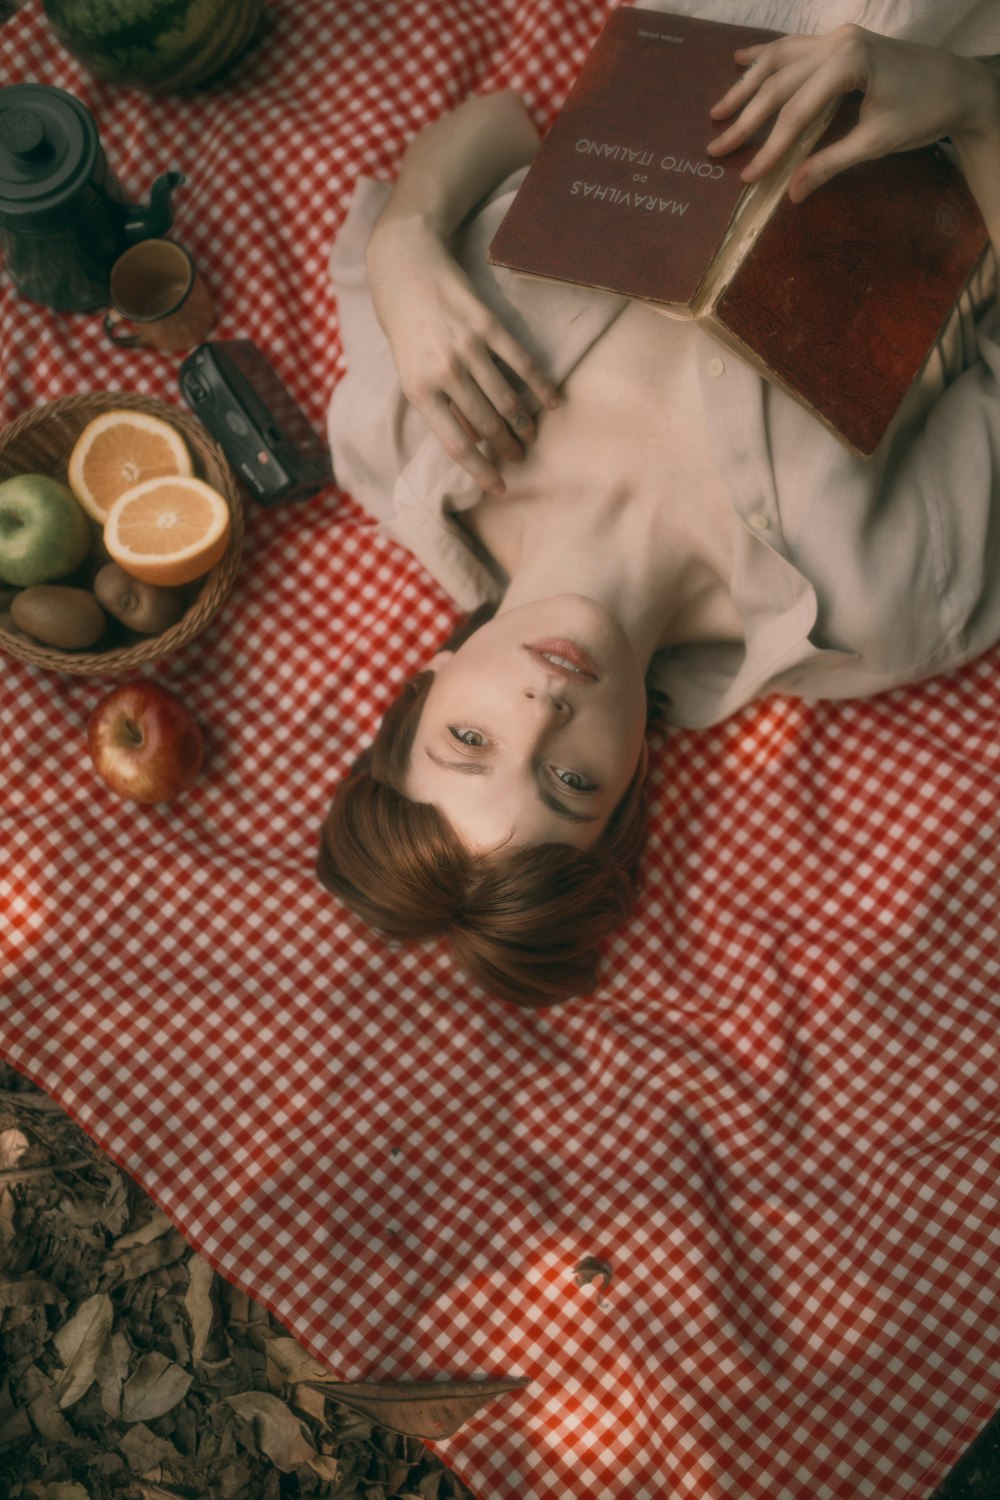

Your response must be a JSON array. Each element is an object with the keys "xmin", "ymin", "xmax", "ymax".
[{"xmin": 763, "ymin": 250, "xmax": 1000, "ymax": 683}]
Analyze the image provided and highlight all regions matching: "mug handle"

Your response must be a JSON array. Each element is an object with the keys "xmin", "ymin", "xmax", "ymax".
[{"xmin": 103, "ymin": 310, "xmax": 142, "ymax": 348}]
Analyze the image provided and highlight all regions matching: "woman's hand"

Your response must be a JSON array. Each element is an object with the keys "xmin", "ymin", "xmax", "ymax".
[
  {"xmin": 707, "ymin": 25, "xmax": 1000, "ymax": 203},
  {"xmin": 367, "ymin": 212, "xmax": 560, "ymax": 496}
]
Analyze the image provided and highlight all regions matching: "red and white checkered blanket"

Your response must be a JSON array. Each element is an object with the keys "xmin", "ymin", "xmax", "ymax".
[{"xmin": 3, "ymin": 3, "xmax": 1000, "ymax": 1496}]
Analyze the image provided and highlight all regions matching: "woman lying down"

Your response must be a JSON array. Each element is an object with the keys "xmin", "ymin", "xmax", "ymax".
[{"xmin": 318, "ymin": 13, "xmax": 1000, "ymax": 1009}]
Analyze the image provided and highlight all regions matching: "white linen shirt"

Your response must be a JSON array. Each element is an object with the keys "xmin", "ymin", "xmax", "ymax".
[{"xmin": 326, "ymin": 1, "xmax": 1000, "ymax": 730}]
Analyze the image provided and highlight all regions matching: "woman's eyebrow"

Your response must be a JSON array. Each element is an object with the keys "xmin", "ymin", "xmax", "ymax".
[
  {"xmin": 425, "ymin": 748, "xmax": 490, "ymax": 776},
  {"xmin": 537, "ymin": 788, "xmax": 600, "ymax": 824},
  {"xmin": 425, "ymin": 748, "xmax": 599, "ymax": 823}
]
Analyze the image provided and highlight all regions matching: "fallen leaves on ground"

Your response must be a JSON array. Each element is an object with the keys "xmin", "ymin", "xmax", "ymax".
[{"xmin": 0, "ymin": 1063, "xmax": 477, "ymax": 1500}]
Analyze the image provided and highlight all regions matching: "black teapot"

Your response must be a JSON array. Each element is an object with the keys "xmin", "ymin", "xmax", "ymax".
[{"xmin": 0, "ymin": 82, "xmax": 184, "ymax": 313}]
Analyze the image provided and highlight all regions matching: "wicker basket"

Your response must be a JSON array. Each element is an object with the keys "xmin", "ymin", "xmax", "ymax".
[{"xmin": 0, "ymin": 392, "xmax": 244, "ymax": 675}]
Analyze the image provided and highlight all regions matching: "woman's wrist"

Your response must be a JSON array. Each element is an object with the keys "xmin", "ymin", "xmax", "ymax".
[
  {"xmin": 951, "ymin": 55, "xmax": 1000, "ymax": 143},
  {"xmin": 949, "ymin": 58, "xmax": 1000, "ymax": 264},
  {"xmin": 366, "ymin": 208, "xmax": 443, "ymax": 284}
]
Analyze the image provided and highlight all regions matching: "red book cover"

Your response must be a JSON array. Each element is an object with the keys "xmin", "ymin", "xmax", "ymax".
[
  {"xmin": 488, "ymin": 6, "xmax": 778, "ymax": 307},
  {"xmin": 711, "ymin": 101, "xmax": 988, "ymax": 454}
]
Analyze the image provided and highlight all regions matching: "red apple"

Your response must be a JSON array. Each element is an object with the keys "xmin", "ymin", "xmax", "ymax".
[{"xmin": 87, "ymin": 682, "xmax": 203, "ymax": 805}]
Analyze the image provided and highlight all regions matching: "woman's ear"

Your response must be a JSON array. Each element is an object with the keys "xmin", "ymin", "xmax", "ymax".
[{"xmin": 426, "ymin": 650, "xmax": 455, "ymax": 673}]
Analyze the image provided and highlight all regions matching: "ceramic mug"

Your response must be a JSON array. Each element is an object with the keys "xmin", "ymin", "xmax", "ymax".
[{"xmin": 103, "ymin": 238, "xmax": 214, "ymax": 352}]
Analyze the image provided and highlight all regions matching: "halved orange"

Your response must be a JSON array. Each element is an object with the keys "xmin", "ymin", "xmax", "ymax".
[
  {"xmin": 68, "ymin": 410, "xmax": 193, "ymax": 523},
  {"xmin": 103, "ymin": 476, "xmax": 232, "ymax": 587}
]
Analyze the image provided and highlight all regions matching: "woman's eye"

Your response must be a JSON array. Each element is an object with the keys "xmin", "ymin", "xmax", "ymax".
[
  {"xmin": 449, "ymin": 726, "xmax": 487, "ymax": 747},
  {"xmin": 551, "ymin": 766, "xmax": 597, "ymax": 793}
]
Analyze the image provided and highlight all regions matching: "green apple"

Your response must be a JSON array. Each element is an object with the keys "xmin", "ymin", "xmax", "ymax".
[{"xmin": 0, "ymin": 474, "xmax": 92, "ymax": 586}]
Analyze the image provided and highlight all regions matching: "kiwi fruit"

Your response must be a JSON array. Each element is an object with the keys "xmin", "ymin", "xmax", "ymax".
[
  {"xmin": 93, "ymin": 564, "xmax": 186, "ymax": 635},
  {"xmin": 11, "ymin": 585, "xmax": 107, "ymax": 649}
]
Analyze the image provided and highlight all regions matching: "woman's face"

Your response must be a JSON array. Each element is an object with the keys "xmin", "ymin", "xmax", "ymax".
[{"xmin": 407, "ymin": 596, "xmax": 648, "ymax": 851}]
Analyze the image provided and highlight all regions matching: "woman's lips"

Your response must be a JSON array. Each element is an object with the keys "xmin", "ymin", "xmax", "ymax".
[{"xmin": 525, "ymin": 639, "xmax": 600, "ymax": 681}]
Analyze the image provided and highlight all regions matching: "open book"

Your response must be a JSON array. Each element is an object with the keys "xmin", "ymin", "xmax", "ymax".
[{"xmin": 487, "ymin": 6, "xmax": 988, "ymax": 456}]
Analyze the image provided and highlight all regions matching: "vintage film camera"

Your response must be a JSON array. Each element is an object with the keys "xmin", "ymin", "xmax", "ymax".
[{"xmin": 179, "ymin": 339, "xmax": 332, "ymax": 505}]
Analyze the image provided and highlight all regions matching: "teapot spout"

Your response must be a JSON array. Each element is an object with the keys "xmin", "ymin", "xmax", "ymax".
[{"xmin": 123, "ymin": 170, "xmax": 186, "ymax": 243}]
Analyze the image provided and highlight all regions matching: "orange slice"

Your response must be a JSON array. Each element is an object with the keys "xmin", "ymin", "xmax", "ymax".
[
  {"xmin": 68, "ymin": 410, "xmax": 193, "ymax": 523},
  {"xmin": 103, "ymin": 476, "xmax": 231, "ymax": 587}
]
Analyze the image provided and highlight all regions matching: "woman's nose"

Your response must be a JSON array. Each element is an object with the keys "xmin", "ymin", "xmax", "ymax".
[{"xmin": 524, "ymin": 686, "xmax": 570, "ymax": 716}]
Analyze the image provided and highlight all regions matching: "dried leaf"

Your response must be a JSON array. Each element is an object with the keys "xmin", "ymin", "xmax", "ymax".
[
  {"xmin": 117, "ymin": 1421, "xmax": 186, "ymax": 1474},
  {"xmin": 104, "ymin": 1227, "xmax": 189, "ymax": 1285},
  {"xmin": 0, "ymin": 1184, "xmax": 16, "ymax": 1264},
  {"xmin": 155, "ymin": 1291, "xmax": 194, "ymax": 1369},
  {"xmin": 212, "ymin": 1460, "xmax": 258, "ymax": 1500},
  {"xmin": 0, "ymin": 1275, "xmax": 64, "ymax": 1309},
  {"xmin": 22, "ymin": 1364, "xmax": 79, "ymax": 1444},
  {"xmin": 222, "ymin": 1390, "xmax": 322, "ymax": 1473},
  {"xmin": 0, "ymin": 1126, "xmax": 30, "ymax": 1169},
  {"xmin": 96, "ymin": 1327, "xmax": 131, "ymax": 1418},
  {"xmin": 226, "ymin": 1285, "xmax": 252, "ymax": 1325},
  {"xmin": 0, "ymin": 1085, "xmax": 63, "ymax": 1111},
  {"xmin": 385, "ymin": 1458, "xmax": 414, "ymax": 1493},
  {"xmin": 52, "ymin": 1291, "xmax": 114, "ymax": 1409},
  {"xmin": 291, "ymin": 1387, "xmax": 328, "ymax": 1430},
  {"xmin": 301, "ymin": 1377, "xmax": 531, "ymax": 1438},
  {"xmin": 24, "ymin": 1484, "xmax": 93, "ymax": 1500},
  {"xmin": 574, "ymin": 1256, "xmax": 613, "ymax": 1291},
  {"xmin": 263, "ymin": 1333, "xmax": 335, "ymax": 1384},
  {"xmin": 306, "ymin": 1452, "xmax": 344, "ymax": 1481},
  {"xmin": 0, "ymin": 1401, "xmax": 33, "ymax": 1445},
  {"xmin": 120, "ymin": 1350, "xmax": 193, "ymax": 1422},
  {"xmin": 58, "ymin": 1166, "xmax": 129, "ymax": 1232},
  {"xmin": 111, "ymin": 1208, "xmax": 175, "ymax": 1250},
  {"xmin": 184, "ymin": 1254, "xmax": 225, "ymax": 1364}
]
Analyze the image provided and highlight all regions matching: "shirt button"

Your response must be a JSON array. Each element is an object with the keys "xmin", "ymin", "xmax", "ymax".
[
  {"xmin": 749, "ymin": 512, "xmax": 769, "ymax": 531},
  {"xmin": 707, "ymin": 357, "xmax": 725, "ymax": 377}
]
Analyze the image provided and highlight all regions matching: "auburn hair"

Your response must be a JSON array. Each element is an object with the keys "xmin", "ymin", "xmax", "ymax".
[{"xmin": 317, "ymin": 608, "xmax": 650, "ymax": 1008}]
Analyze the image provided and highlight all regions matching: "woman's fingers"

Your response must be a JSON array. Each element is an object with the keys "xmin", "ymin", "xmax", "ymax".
[
  {"xmin": 421, "ymin": 350, "xmax": 547, "ymax": 494},
  {"xmin": 718, "ymin": 63, "xmax": 854, "ymax": 183},
  {"xmin": 709, "ymin": 49, "xmax": 847, "ymax": 160},
  {"xmin": 454, "ymin": 329, "xmax": 562, "ymax": 466},
  {"xmin": 705, "ymin": 31, "xmax": 897, "ymax": 200},
  {"xmin": 427, "ymin": 394, "xmax": 508, "ymax": 494},
  {"xmin": 783, "ymin": 128, "xmax": 879, "ymax": 202},
  {"xmin": 478, "ymin": 358, "xmax": 538, "ymax": 445},
  {"xmin": 452, "ymin": 366, "xmax": 530, "ymax": 465},
  {"xmin": 489, "ymin": 330, "xmax": 561, "ymax": 415},
  {"xmin": 706, "ymin": 27, "xmax": 975, "ymax": 202},
  {"xmin": 374, "ymin": 230, "xmax": 561, "ymax": 493},
  {"xmin": 708, "ymin": 38, "xmax": 809, "ymax": 122},
  {"xmin": 421, "ymin": 320, "xmax": 562, "ymax": 491},
  {"xmin": 429, "ymin": 344, "xmax": 534, "ymax": 471}
]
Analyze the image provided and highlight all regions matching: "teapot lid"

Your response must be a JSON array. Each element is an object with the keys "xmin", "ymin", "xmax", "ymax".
[{"xmin": 0, "ymin": 83, "xmax": 100, "ymax": 232}]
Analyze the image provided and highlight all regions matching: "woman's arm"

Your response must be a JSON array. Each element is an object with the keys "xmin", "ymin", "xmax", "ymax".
[
  {"xmin": 950, "ymin": 76, "xmax": 1000, "ymax": 266},
  {"xmin": 707, "ymin": 27, "xmax": 1000, "ymax": 268},
  {"xmin": 366, "ymin": 90, "xmax": 561, "ymax": 496}
]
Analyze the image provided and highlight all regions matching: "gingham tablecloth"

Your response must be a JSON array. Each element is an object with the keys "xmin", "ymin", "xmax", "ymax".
[{"xmin": 3, "ymin": 3, "xmax": 1000, "ymax": 1496}]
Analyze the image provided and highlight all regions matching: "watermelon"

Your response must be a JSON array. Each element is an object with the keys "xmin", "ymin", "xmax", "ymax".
[{"xmin": 42, "ymin": 0, "xmax": 266, "ymax": 92}]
